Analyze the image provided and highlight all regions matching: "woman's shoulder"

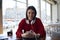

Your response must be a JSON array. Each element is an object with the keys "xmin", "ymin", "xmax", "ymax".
[
  {"xmin": 36, "ymin": 17, "xmax": 41, "ymax": 21},
  {"xmin": 20, "ymin": 18, "xmax": 26, "ymax": 22},
  {"xmin": 18, "ymin": 18, "xmax": 26, "ymax": 25}
]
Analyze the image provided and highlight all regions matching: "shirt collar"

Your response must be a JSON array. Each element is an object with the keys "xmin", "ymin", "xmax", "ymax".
[{"xmin": 26, "ymin": 18, "xmax": 36, "ymax": 24}]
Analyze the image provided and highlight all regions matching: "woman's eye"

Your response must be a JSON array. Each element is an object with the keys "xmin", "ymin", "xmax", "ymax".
[
  {"xmin": 32, "ymin": 12, "xmax": 34, "ymax": 14},
  {"xmin": 29, "ymin": 12, "xmax": 30, "ymax": 14}
]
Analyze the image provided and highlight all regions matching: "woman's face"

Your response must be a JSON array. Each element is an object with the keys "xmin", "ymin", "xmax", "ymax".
[{"xmin": 27, "ymin": 9, "xmax": 35, "ymax": 21}]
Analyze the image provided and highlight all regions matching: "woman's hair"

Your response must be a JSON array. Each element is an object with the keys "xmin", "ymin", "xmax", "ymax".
[{"xmin": 26, "ymin": 6, "xmax": 37, "ymax": 20}]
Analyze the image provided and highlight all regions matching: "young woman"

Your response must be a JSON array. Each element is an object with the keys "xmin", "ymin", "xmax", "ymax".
[{"xmin": 16, "ymin": 6, "xmax": 46, "ymax": 40}]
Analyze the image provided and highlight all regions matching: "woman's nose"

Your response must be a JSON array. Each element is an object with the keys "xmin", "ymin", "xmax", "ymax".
[{"xmin": 30, "ymin": 13, "xmax": 33, "ymax": 16}]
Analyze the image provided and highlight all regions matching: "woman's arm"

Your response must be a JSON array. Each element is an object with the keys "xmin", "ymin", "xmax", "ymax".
[
  {"xmin": 37, "ymin": 18, "xmax": 46, "ymax": 40},
  {"xmin": 21, "ymin": 30, "xmax": 36, "ymax": 38},
  {"xmin": 16, "ymin": 19, "xmax": 25, "ymax": 38},
  {"xmin": 40, "ymin": 36, "xmax": 46, "ymax": 40}
]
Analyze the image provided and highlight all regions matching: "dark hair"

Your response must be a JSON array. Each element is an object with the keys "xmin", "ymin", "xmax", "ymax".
[
  {"xmin": 0, "ymin": 0, "xmax": 2, "ymax": 9},
  {"xmin": 26, "ymin": 6, "xmax": 37, "ymax": 20}
]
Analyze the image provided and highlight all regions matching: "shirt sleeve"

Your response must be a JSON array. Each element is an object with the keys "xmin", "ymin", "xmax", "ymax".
[
  {"xmin": 37, "ymin": 18, "xmax": 46, "ymax": 37},
  {"xmin": 16, "ymin": 19, "xmax": 25, "ymax": 38}
]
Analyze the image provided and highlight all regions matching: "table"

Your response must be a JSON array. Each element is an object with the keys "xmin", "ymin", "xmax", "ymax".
[{"xmin": 47, "ymin": 23, "xmax": 60, "ymax": 40}]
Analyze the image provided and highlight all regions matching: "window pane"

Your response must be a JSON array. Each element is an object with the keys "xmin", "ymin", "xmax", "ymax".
[
  {"xmin": 3, "ymin": 0, "xmax": 26, "ymax": 35},
  {"xmin": 3, "ymin": 0, "xmax": 15, "ymax": 16},
  {"xmin": 41, "ymin": 0, "xmax": 46, "ymax": 23},
  {"xmin": 17, "ymin": 2, "xmax": 26, "ymax": 8},
  {"xmin": 28, "ymin": 0, "xmax": 38, "ymax": 6},
  {"xmin": 41, "ymin": 0, "xmax": 51, "ymax": 25},
  {"xmin": 17, "ymin": 2, "xmax": 26, "ymax": 24},
  {"xmin": 17, "ymin": 0, "xmax": 26, "ymax": 3},
  {"xmin": 3, "ymin": 0, "xmax": 16, "ymax": 34},
  {"xmin": 46, "ymin": 3, "xmax": 51, "ymax": 23}
]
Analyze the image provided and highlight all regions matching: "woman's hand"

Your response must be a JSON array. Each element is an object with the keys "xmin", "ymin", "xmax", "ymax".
[{"xmin": 21, "ymin": 31, "xmax": 36, "ymax": 38}]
